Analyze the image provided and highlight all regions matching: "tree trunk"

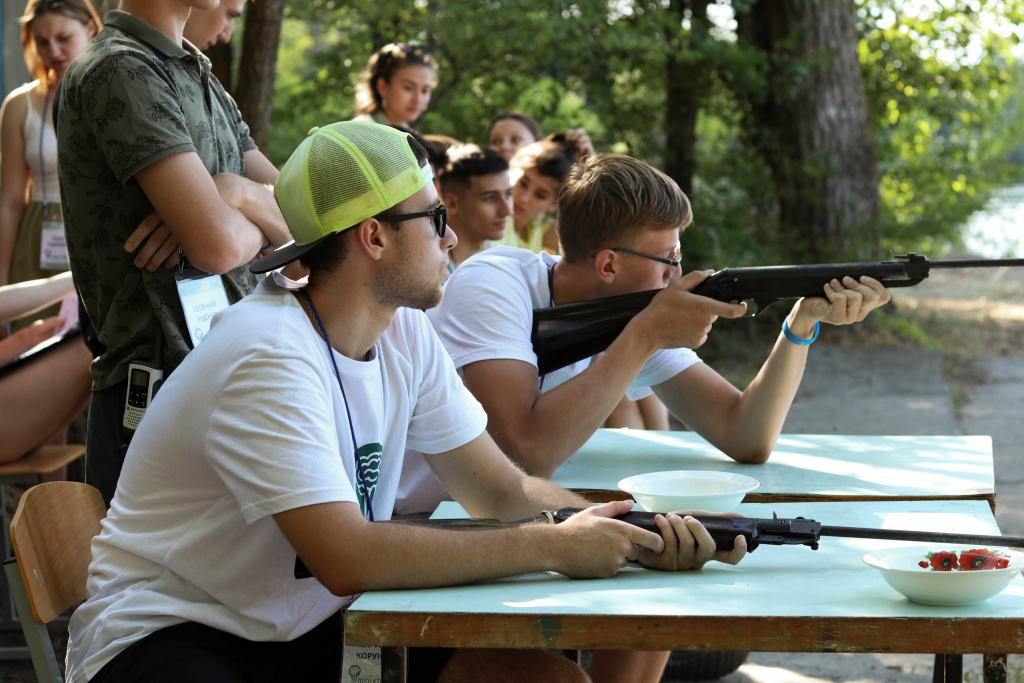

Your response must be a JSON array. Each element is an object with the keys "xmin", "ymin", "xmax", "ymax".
[
  {"xmin": 207, "ymin": 42, "xmax": 234, "ymax": 94},
  {"xmin": 236, "ymin": 0, "xmax": 285, "ymax": 152},
  {"xmin": 664, "ymin": 0, "xmax": 711, "ymax": 197},
  {"xmin": 736, "ymin": 0, "xmax": 880, "ymax": 261}
]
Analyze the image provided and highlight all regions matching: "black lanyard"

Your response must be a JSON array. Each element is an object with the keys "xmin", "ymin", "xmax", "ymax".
[{"xmin": 301, "ymin": 288, "xmax": 377, "ymax": 521}]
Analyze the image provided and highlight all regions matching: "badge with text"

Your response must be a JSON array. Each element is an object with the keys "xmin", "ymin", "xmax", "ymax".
[
  {"xmin": 175, "ymin": 267, "xmax": 229, "ymax": 347},
  {"xmin": 341, "ymin": 636, "xmax": 381, "ymax": 683},
  {"xmin": 39, "ymin": 206, "xmax": 69, "ymax": 270}
]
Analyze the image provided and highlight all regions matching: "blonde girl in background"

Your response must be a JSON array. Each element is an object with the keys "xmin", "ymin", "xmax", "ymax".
[
  {"xmin": 353, "ymin": 42, "xmax": 436, "ymax": 131},
  {"xmin": 0, "ymin": 0, "xmax": 100, "ymax": 330}
]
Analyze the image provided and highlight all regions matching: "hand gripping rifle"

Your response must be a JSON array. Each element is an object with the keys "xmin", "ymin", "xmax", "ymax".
[
  {"xmin": 398, "ymin": 509, "xmax": 1024, "ymax": 552},
  {"xmin": 531, "ymin": 253, "xmax": 1024, "ymax": 375},
  {"xmin": 294, "ymin": 509, "xmax": 1024, "ymax": 578}
]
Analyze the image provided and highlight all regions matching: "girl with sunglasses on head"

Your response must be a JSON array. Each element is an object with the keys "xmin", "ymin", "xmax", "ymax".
[
  {"xmin": 353, "ymin": 42, "xmax": 436, "ymax": 132},
  {"xmin": 0, "ymin": 0, "xmax": 100, "ymax": 331}
]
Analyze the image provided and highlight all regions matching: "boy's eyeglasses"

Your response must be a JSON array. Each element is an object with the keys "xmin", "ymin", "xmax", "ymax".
[
  {"xmin": 382, "ymin": 205, "xmax": 447, "ymax": 239},
  {"xmin": 590, "ymin": 246, "xmax": 682, "ymax": 270}
]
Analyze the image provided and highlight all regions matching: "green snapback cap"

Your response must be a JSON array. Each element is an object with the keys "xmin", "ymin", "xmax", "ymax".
[{"xmin": 252, "ymin": 121, "xmax": 431, "ymax": 274}]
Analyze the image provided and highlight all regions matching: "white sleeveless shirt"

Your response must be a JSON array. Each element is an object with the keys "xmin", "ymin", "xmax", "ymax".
[{"xmin": 17, "ymin": 81, "xmax": 61, "ymax": 204}]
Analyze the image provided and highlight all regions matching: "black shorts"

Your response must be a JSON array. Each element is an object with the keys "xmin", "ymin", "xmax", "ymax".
[{"xmin": 89, "ymin": 613, "xmax": 342, "ymax": 683}]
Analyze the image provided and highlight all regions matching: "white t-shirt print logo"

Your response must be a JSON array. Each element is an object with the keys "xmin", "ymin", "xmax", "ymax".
[{"xmin": 356, "ymin": 442, "xmax": 383, "ymax": 516}]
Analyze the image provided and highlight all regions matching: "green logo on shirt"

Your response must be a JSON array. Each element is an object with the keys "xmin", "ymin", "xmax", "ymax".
[{"xmin": 356, "ymin": 443, "xmax": 382, "ymax": 516}]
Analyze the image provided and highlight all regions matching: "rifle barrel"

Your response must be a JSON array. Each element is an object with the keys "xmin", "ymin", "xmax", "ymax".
[
  {"xmin": 821, "ymin": 525, "xmax": 1024, "ymax": 548},
  {"xmin": 929, "ymin": 258, "xmax": 1024, "ymax": 269}
]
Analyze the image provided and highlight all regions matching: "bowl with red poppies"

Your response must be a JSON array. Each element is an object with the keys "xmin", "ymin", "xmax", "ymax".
[
  {"xmin": 617, "ymin": 470, "xmax": 760, "ymax": 513},
  {"xmin": 862, "ymin": 546, "xmax": 1024, "ymax": 606}
]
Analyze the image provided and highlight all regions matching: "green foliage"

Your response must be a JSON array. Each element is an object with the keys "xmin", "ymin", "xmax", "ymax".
[
  {"xmin": 265, "ymin": 0, "xmax": 1024, "ymax": 270},
  {"xmin": 857, "ymin": 0, "xmax": 1024, "ymax": 255}
]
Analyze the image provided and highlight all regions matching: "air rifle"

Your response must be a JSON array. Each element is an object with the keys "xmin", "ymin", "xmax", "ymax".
[
  {"xmin": 532, "ymin": 253, "xmax": 1024, "ymax": 375},
  {"xmin": 294, "ymin": 509, "xmax": 1023, "ymax": 578},
  {"xmin": 399, "ymin": 509, "xmax": 1024, "ymax": 553}
]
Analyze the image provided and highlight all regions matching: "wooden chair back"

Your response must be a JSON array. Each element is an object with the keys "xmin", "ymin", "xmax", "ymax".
[{"xmin": 9, "ymin": 481, "xmax": 106, "ymax": 623}]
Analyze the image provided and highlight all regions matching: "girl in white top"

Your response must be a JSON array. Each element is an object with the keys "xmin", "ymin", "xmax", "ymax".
[{"xmin": 0, "ymin": 0, "xmax": 100, "ymax": 328}]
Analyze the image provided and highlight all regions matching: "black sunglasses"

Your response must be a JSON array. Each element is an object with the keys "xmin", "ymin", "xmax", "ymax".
[
  {"xmin": 590, "ymin": 246, "xmax": 682, "ymax": 269},
  {"xmin": 382, "ymin": 205, "xmax": 447, "ymax": 238}
]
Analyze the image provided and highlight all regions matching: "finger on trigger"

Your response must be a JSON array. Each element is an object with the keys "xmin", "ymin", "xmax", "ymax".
[{"xmin": 628, "ymin": 523, "xmax": 665, "ymax": 554}]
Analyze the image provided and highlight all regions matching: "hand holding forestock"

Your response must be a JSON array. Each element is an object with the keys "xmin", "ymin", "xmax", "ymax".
[{"xmin": 792, "ymin": 275, "xmax": 891, "ymax": 327}]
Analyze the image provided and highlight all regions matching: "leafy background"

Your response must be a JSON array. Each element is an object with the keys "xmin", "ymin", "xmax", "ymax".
[{"xmin": 258, "ymin": 0, "xmax": 1024, "ymax": 273}]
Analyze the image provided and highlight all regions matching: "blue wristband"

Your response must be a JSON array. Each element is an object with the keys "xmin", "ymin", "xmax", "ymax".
[
  {"xmin": 259, "ymin": 242, "xmax": 274, "ymax": 252},
  {"xmin": 782, "ymin": 319, "xmax": 819, "ymax": 345}
]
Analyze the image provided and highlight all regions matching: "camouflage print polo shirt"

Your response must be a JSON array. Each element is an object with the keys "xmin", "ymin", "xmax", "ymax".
[{"xmin": 57, "ymin": 11, "xmax": 260, "ymax": 391}]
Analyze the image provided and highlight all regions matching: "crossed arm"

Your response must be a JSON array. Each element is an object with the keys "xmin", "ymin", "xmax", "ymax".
[{"xmin": 126, "ymin": 148, "xmax": 287, "ymax": 273}]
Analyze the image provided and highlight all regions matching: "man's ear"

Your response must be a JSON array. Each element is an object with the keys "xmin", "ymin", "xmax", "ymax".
[
  {"xmin": 355, "ymin": 216, "xmax": 390, "ymax": 262},
  {"xmin": 443, "ymin": 191, "xmax": 460, "ymax": 217},
  {"xmin": 591, "ymin": 248, "xmax": 619, "ymax": 285}
]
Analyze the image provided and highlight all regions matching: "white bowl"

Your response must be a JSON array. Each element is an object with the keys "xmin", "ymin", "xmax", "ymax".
[
  {"xmin": 863, "ymin": 546, "xmax": 1024, "ymax": 606},
  {"xmin": 617, "ymin": 470, "xmax": 760, "ymax": 513}
]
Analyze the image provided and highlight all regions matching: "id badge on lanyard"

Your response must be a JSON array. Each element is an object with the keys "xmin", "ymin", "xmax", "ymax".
[
  {"xmin": 341, "ymin": 633, "xmax": 382, "ymax": 683},
  {"xmin": 174, "ymin": 250, "xmax": 229, "ymax": 347},
  {"xmin": 39, "ymin": 203, "xmax": 69, "ymax": 270}
]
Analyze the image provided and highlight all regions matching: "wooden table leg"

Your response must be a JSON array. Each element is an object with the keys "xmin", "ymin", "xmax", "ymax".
[
  {"xmin": 381, "ymin": 646, "xmax": 406, "ymax": 683},
  {"xmin": 933, "ymin": 654, "xmax": 964, "ymax": 683},
  {"xmin": 983, "ymin": 654, "xmax": 1008, "ymax": 683}
]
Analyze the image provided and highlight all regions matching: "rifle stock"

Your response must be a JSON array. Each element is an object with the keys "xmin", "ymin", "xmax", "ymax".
[{"xmin": 531, "ymin": 253, "xmax": 1024, "ymax": 375}]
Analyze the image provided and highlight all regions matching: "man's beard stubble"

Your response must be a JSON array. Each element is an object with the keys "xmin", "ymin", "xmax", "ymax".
[{"xmin": 371, "ymin": 237, "xmax": 444, "ymax": 311}]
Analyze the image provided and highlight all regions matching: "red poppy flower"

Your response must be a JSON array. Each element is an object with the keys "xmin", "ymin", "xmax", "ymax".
[
  {"xmin": 959, "ymin": 551, "xmax": 1003, "ymax": 571},
  {"xmin": 928, "ymin": 551, "xmax": 958, "ymax": 571}
]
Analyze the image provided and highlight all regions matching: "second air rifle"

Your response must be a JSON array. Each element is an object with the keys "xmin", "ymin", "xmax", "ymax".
[
  {"xmin": 397, "ymin": 509, "xmax": 1024, "ymax": 553},
  {"xmin": 295, "ymin": 509, "xmax": 1023, "ymax": 578},
  {"xmin": 531, "ymin": 253, "xmax": 1024, "ymax": 375}
]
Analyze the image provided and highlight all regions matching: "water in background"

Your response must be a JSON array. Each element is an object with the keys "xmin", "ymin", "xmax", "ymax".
[{"xmin": 963, "ymin": 184, "xmax": 1024, "ymax": 258}]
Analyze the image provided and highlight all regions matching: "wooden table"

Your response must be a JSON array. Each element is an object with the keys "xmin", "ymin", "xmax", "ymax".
[
  {"xmin": 346, "ymin": 499, "xmax": 1023, "ymax": 683},
  {"xmin": 553, "ymin": 430, "xmax": 995, "ymax": 507}
]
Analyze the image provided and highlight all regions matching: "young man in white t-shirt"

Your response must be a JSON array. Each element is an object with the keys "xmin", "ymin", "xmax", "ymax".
[
  {"xmin": 63, "ymin": 123, "xmax": 748, "ymax": 683},
  {"xmin": 400, "ymin": 154, "xmax": 891, "ymax": 505},
  {"xmin": 398, "ymin": 153, "xmax": 892, "ymax": 681}
]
